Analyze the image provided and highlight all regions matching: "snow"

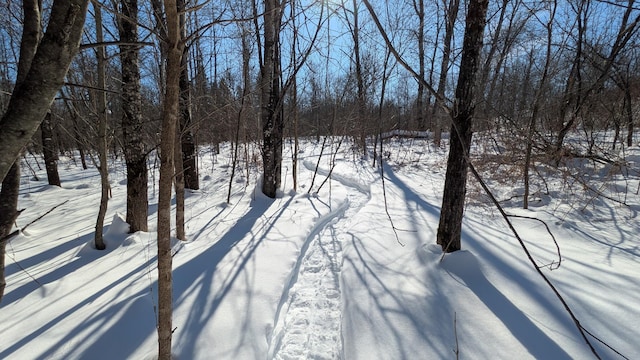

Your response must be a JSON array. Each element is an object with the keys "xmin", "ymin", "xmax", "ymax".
[{"xmin": 1, "ymin": 137, "xmax": 639, "ymax": 359}]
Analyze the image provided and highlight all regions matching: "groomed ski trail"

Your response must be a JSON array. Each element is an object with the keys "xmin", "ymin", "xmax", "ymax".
[{"xmin": 268, "ymin": 161, "xmax": 372, "ymax": 360}]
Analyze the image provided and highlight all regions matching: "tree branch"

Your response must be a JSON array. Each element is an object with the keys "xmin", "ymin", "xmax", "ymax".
[{"xmin": 0, "ymin": 200, "xmax": 69, "ymax": 245}]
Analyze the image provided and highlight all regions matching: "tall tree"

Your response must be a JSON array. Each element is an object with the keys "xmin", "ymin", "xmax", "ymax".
[
  {"xmin": 261, "ymin": 0, "xmax": 284, "ymax": 198},
  {"xmin": 413, "ymin": 0, "xmax": 426, "ymax": 131},
  {"xmin": 228, "ymin": 25, "xmax": 252, "ymax": 203},
  {"xmin": 156, "ymin": 0, "xmax": 183, "ymax": 356},
  {"xmin": 290, "ymin": 0, "xmax": 300, "ymax": 191},
  {"xmin": 622, "ymin": 62, "xmax": 635, "ymax": 147},
  {"xmin": 349, "ymin": 0, "xmax": 366, "ymax": 151},
  {"xmin": 554, "ymin": 0, "xmax": 588, "ymax": 161},
  {"xmin": 436, "ymin": 0, "xmax": 489, "ymax": 252},
  {"xmin": 432, "ymin": 0, "xmax": 459, "ymax": 146},
  {"xmin": 93, "ymin": 1, "xmax": 109, "ymax": 251},
  {"xmin": 179, "ymin": 39, "xmax": 199, "ymax": 191},
  {"xmin": 0, "ymin": 0, "xmax": 43, "ymax": 303},
  {"xmin": 118, "ymin": 0, "xmax": 149, "ymax": 233},
  {"xmin": 523, "ymin": 0, "xmax": 556, "ymax": 209},
  {"xmin": 0, "ymin": 0, "xmax": 89, "ymax": 182}
]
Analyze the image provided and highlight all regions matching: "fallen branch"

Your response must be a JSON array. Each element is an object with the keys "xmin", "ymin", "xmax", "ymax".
[
  {"xmin": 506, "ymin": 214, "xmax": 562, "ymax": 270},
  {"xmin": 315, "ymin": 137, "xmax": 345, "ymax": 194},
  {"xmin": 378, "ymin": 135, "xmax": 404, "ymax": 247},
  {"xmin": 453, "ymin": 312, "xmax": 459, "ymax": 360},
  {"xmin": 466, "ymin": 161, "xmax": 606, "ymax": 359},
  {"xmin": 0, "ymin": 200, "xmax": 70, "ymax": 245}
]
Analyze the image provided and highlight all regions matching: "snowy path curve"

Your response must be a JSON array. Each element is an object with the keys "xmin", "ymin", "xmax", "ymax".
[{"xmin": 268, "ymin": 161, "xmax": 371, "ymax": 360}]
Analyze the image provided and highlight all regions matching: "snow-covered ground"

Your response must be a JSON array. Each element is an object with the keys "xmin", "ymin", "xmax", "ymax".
[{"xmin": 1, "ymin": 136, "xmax": 638, "ymax": 359}]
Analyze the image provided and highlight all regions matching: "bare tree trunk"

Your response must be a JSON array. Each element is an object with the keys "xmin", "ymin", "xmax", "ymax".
[
  {"xmin": 253, "ymin": 0, "xmax": 263, "ymax": 69},
  {"xmin": 0, "ymin": 164, "xmax": 20, "ymax": 302},
  {"xmin": 157, "ymin": 0, "xmax": 183, "ymax": 357},
  {"xmin": 173, "ymin": 0, "xmax": 188, "ymax": 241},
  {"xmin": 179, "ymin": 43, "xmax": 198, "ymax": 190},
  {"xmin": 2, "ymin": 0, "xmax": 43, "ymax": 227},
  {"xmin": 2, "ymin": 0, "xmax": 43, "ymax": 303},
  {"xmin": 0, "ymin": 0, "xmax": 88, "ymax": 182},
  {"xmin": 436, "ymin": 0, "xmax": 489, "ymax": 253},
  {"xmin": 524, "ymin": 0, "xmax": 556, "ymax": 209},
  {"xmin": 625, "ymin": 76, "xmax": 634, "ymax": 147},
  {"xmin": 613, "ymin": 119, "xmax": 621, "ymax": 151},
  {"xmin": 118, "ymin": 0, "xmax": 148, "ymax": 233},
  {"xmin": 432, "ymin": 0, "xmax": 459, "ymax": 146},
  {"xmin": 61, "ymin": 90, "xmax": 88, "ymax": 170},
  {"xmin": 414, "ymin": 0, "xmax": 425, "ymax": 131},
  {"xmin": 290, "ymin": 0, "xmax": 299, "ymax": 191},
  {"xmin": 351, "ymin": 0, "xmax": 366, "ymax": 152},
  {"xmin": 41, "ymin": 111, "xmax": 61, "ymax": 186},
  {"xmin": 228, "ymin": 28, "xmax": 251, "ymax": 202},
  {"xmin": 174, "ymin": 122, "xmax": 185, "ymax": 241},
  {"xmin": 478, "ymin": 0, "xmax": 514, "ymax": 120},
  {"xmin": 554, "ymin": 1, "xmax": 587, "ymax": 161},
  {"xmin": 261, "ymin": 0, "xmax": 284, "ymax": 198},
  {"xmin": 94, "ymin": 2, "xmax": 108, "ymax": 251}
]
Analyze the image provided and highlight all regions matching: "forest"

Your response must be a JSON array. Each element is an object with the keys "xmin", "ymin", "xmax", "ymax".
[{"xmin": 0, "ymin": 0, "xmax": 639, "ymax": 359}]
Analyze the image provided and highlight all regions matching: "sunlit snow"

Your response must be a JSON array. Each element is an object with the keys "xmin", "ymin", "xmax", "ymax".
[{"xmin": 1, "ymin": 136, "xmax": 638, "ymax": 359}]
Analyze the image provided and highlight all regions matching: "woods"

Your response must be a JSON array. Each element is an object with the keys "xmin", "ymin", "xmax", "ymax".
[{"xmin": 0, "ymin": 0, "xmax": 639, "ymax": 358}]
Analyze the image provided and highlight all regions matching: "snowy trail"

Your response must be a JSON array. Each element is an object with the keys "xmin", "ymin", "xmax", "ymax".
[{"xmin": 268, "ymin": 161, "xmax": 371, "ymax": 360}]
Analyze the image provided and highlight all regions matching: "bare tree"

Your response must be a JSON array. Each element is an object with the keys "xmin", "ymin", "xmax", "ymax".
[
  {"xmin": 0, "ymin": 0, "xmax": 89, "ymax": 182},
  {"xmin": 257, "ymin": 0, "xmax": 323, "ymax": 197},
  {"xmin": 363, "ymin": 0, "xmax": 489, "ymax": 252},
  {"xmin": 1, "ymin": 0, "xmax": 44, "ymax": 302},
  {"xmin": 40, "ymin": 111, "xmax": 61, "ymax": 186},
  {"xmin": 554, "ymin": 0, "xmax": 640, "ymax": 159},
  {"xmin": 174, "ymin": 0, "xmax": 188, "ymax": 241},
  {"xmin": 179, "ymin": 43, "xmax": 199, "ymax": 191},
  {"xmin": 346, "ymin": 0, "xmax": 367, "ymax": 151},
  {"xmin": 523, "ymin": 0, "xmax": 556, "ymax": 209},
  {"xmin": 432, "ymin": 0, "xmax": 459, "ymax": 146},
  {"xmin": 117, "ymin": 0, "xmax": 149, "ymax": 233},
  {"xmin": 261, "ymin": 0, "xmax": 284, "ymax": 198},
  {"xmin": 413, "ymin": 0, "xmax": 426, "ymax": 131},
  {"xmin": 621, "ymin": 58, "xmax": 636, "ymax": 147},
  {"xmin": 93, "ymin": 2, "xmax": 110, "ymax": 251},
  {"xmin": 290, "ymin": 0, "xmax": 300, "ymax": 191},
  {"xmin": 479, "ymin": 0, "xmax": 531, "ymax": 122},
  {"xmin": 228, "ymin": 25, "xmax": 252, "ymax": 203},
  {"xmin": 156, "ymin": 0, "xmax": 183, "ymax": 356},
  {"xmin": 436, "ymin": 0, "xmax": 489, "ymax": 252}
]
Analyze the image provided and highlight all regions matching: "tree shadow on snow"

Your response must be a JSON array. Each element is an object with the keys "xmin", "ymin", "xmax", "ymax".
[
  {"xmin": 171, "ymin": 195, "xmax": 294, "ymax": 360},
  {"xmin": 3, "ymin": 220, "xmax": 130, "ymax": 307},
  {"xmin": 342, "ymin": 233, "xmax": 455, "ymax": 360},
  {"xmin": 441, "ymin": 243, "xmax": 573, "ymax": 359},
  {"xmin": 0, "ymin": 251, "xmax": 156, "ymax": 360},
  {"xmin": 3, "ymin": 189, "xmax": 295, "ymax": 359}
]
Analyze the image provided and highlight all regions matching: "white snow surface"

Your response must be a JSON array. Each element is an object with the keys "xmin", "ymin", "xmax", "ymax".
[{"xmin": 1, "ymin": 137, "xmax": 639, "ymax": 359}]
